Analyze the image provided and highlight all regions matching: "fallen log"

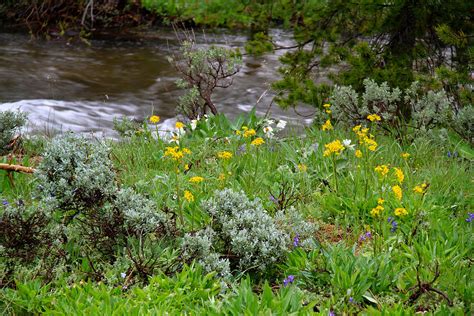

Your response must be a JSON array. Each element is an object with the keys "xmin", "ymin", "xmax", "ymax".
[{"xmin": 0, "ymin": 163, "xmax": 35, "ymax": 174}]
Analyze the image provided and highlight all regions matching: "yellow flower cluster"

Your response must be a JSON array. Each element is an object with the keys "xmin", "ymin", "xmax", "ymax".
[
  {"xmin": 401, "ymin": 152, "xmax": 410, "ymax": 159},
  {"xmin": 149, "ymin": 115, "xmax": 160, "ymax": 124},
  {"xmin": 322, "ymin": 119, "xmax": 333, "ymax": 131},
  {"xmin": 393, "ymin": 167, "xmax": 404, "ymax": 183},
  {"xmin": 189, "ymin": 176, "xmax": 204, "ymax": 183},
  {"xmin": 355, "ymin": 149, "xmax": 362, "ymax": 158},
  {"xmin": 251, "ymin": 137, "xmax": 265, "ymax": 146},
  {"xmin": 392, "ymin": 185, "xmax": 403, "ymax": 201},
  {"xmin": 375, "ymin": 165, "xmax": 390, "ymax": 177},
  {"xmin": 175, "ymin": 121, "xmax": 185, "ymax": 129},
  {"xmin": 353, "ymin": 125, "xmax": 378, "ymax": 151},
  {"xmin": 297, "ymin": 164, "xmax": 307, "ymax": 172},
  {"xmin": 413, "ymin": 183, "xmax": 428, "ymax": 194},
  {"xmin": 164, "ymin": 146, "xmax": 191, "ymax": 161},
  {"xmin": 370, "ymin": 197, "xmax": 385, "ymax": 217},
  {"xmin": 394, "ymin": 207, "xmax": 408, "ymax": 217},
  {"xmin": 236, "ymin": 126, "xmax": 257, "ymax": 138},
  {"xmin": 217, "ymin": 151, "xmax": 233, "ymax": 160},
  {"xmin": 184, "ymin": 190, "xmax": 194, "ymax": 202},
  {"xmin": 323, "ymin": 139, "xmax": 345, "ymax": 157},
  {"xmin": 367, "ymin": 113, "xmax": 381, "ymax": 122},
  {"xmin": 323, "ymin": 103, "xmax": 332, "ymax": 114}
]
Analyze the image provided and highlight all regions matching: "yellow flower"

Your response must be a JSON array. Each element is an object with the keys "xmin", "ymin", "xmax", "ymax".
[
  {"xmin": 182, "ymin": 148, "xmax": 192, "ymax": 155},
  {"xmin": 413, "ymin": 183, "xmax": 428, "ymax": 194},
  {"xmin": 184, "ymin": 190, "xmax": 194, "ymax": 202},
  {"xmin": 352, "ymin": 125, "xmax": 362, "ymax": 133},
  {"xmin": 184, "ymin": 164, "xmax": 190, "ymax": 171},
  {"xmin": 375, "ymin": 165, "xmax": 389, "ymax": 177},
  {"xmin": 218, "ymin": 173, "xmax": 226, "ymax": 181},
  {"xmin": 367, "ymin": 114, "xmax": 381, "ymax": 122},
  {"xmin": 323, "ymin": 103, "xmax": 331, "ymax": 108},
  {"xmin": 251, "ymin": 137, "xmax": 265, "ymax": 146},
  {"xmin": 393, "ymin": 167, "xmax": 404, "ymax": 183},
  {"xmin": 164, "ymin": 146, "xmax": 184, "ymax": 161},
  {"xmin": 217, "ymin": 151, "xmax": 233, "ymax": 160},
  {"xmin": 322, "ymin": 119, "xmax": 333, "ymax": 131},
  {"xmin": 355, "ymin": 150, "xmax": 362, "ymax": 158},
  {"xmin": 394, "ymin": 207, "xmax": 408, "ymax": 217},
  {"xmin": 371, "ymin": 205, "xmax": 384, "ymax": 217},
  {"xmin": 392, "ymin": 185, "xmax": 403, "ymax": 201},
  {"xmin": 323, "ymin": 139, "xmax": 345, "ymax": 157},
  {"xmin": 189, "ymin": 176, "xmax": 204, "ymax": 183},
  {"xmin": 149, "ymin": 115, "xmax": 160, "ymax": 124},
  {"xmin": 235, "ymin": 130, "xmax": 241, "ymax": 136},
  {"xmin": 297, "ymin": 164, "xmax": 307, "ymax": 172},
  {"xmin": 401, "ymin": 152, "xmax": 410, "ymax": 159},
  {"xmin": 175, "ymin": 121, "xmax": 185, "ymax": 129},
  {"xmin": 243, "ymin": 129, "xmax": 256, "ymax": 138},
  {"xmin": 377, "ymin": 198, "xmax": 385, "ymax": 205},
  {"xmin": 364, "ymin": 138, "xmax": 378, "ymax": 151},
  {"xmin": 325, "ymin": 109, "xmax": 332, "ymax": 114}
]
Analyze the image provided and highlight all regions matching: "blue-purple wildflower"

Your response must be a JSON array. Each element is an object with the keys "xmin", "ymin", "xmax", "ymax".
[
  {"xmin": 466, "ymin": 213, "xmax": 474, "ymax": 223},
  {"xmin": 2, "ymin": 199, "xmax": 8, "ymax": 206},
  {"xmin": 359, "ymin": 231, "xmax": 372, "ymax": 242},
  {"xmin": 388, "ymin": 217, "xmax": 398, "ymax": 232},
  {"xmin": 293, "ymin": 234, "xmax": 300, "ymax": 247},
  {"xmin": 283, "ymin": 275, "xmax": 295, "ymax": 286},
  {"xmin": 329, "ymin": 311, "xmax": 335, "ymax": 316},
  {"xmin": 349, "ymin": 297, "xmax": 354, "ymax": 303},
  {"xmin": 237, "ymin": 144, "xmax": 247, "ymax": 155}
]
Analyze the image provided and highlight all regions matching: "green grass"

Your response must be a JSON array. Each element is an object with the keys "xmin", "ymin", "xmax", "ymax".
[{"xmin": 1, "ymin": 114, "xmax": 473, "ymax": 315}]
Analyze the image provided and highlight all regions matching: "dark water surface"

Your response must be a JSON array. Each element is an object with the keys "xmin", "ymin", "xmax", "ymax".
[{"xmin": 0, "ymin": 29, "xmax": 315, "ymax": 136}]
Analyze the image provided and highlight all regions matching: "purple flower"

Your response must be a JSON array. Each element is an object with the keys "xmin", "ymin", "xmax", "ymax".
[
  {"xmin": 365, "ymin": 231, "xmax": 372, "ymax": 238},
  {"xmin": 359, "ymin": 231, "xmax": 372, "ymax": 242},
  {"xmin": 293, "ymin": 234, "xmax": 300, "ymax": 247},
  {"xmin": 466, "ymin": 213, "xmax": 474, "ymax": 223},
  {"xmin": 2, "ymin": 200, "xmax": 8, "ymax": 206},
  {"xmin": 237, "ymin": 144, "xmax": 247, "ymax": 155},
  {"xmin": 349, "ymin": 297, "xmax": 354, "ymax": 303},
  {"xmin": 269, "ymin": 195, "xmax": 277, "ymax": 204},
  {"xmin": 283, "ymin": 275, "xmax": 295, "ymax": 286},
  {"xmin": 329, "ymin": 311, "xmax": 335, "ymax": 316},
  {"xmin": 390, "ymin": 221, "xmax": 398, "ymax": 232},
  {"xmin": 387, "ymin": 217, "xmax": 393, "ymax": 223},
  {"xmin": 447, "ymin": 151, "xmax": 451, "ymax": 158}
]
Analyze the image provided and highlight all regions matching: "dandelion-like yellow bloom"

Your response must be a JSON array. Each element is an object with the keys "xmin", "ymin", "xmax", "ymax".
[
  {"xmin": 394, "ymin": 207, "xmax": 408, "ymax": 217},
  {"xmin": 189, "ymin": 176, "xmax": 204, "ymax": 183},
  {"xmin": 364, "ymin": 138, "xmax": 378, "ymax": 151},
  {"xmin": 297, "ymin": 164, "xmax": 307, "ymax": 172},
  {"xmin": 251, "ymin": 137, "xmax": 265, "ymax": 146},
  {"xmin": 164, "ymin": 146, "xmax": 184, "ymax": 161},
  {"xmin": 323, "ymin": 139, "xmax": 345, "ymax": 157},
  {"xmin": 322, "ymin": 119, "xmax": 333, "ymax": 131},
  {"xmin": 375, "ymin": 165, "xmax": 390, "ymax": 177},
  {"xmin": 235, "ymin": 130, "xmax": 241, "ymax": 136},
  {"xmin": 184, "ymin": 190, "xmax": 194, "ymax": 202},
  {"xmin": 184, "ymin": 164, "xmax": 190, "ymax": 171},
  {"xmin": 377, "ymin": 198, "xmax": 385, "ymax": 205},
  {"xmin": 217, "ymin": 151, "xmax": 233, "ymax": 159},
  {"xmin": 413, "ymin": 183, "xmax": 428, "ymax": 194},
  {"xmin": 323, "ymin": 103, "xmax": 331, "ymax": 108},
  {"xmin": 392, "ymin": 185, "xmax": 402, "ymax": 201},
  {"xmin": 355, "ymin": 150, "xmax": 362, "ymax": 158},
  {"xmin": 353, "ymin": 125, "xmax": 362, "ymax": 133},
  {"xmin": 218, "ymin": 173, "xmax": 226, "ymax": 181},
  {"xmin": 243, "ymin": 129, "xmax": 256, "ymax": 138},
  {"xmin": 149, "ymin": 115, "xmax": 160, "ymax": 124},
  {"xmin": 175, "ymin": 121, "xmax": 185, "ymax": 129},
  {"xmin": 401, "ymin": 152, "xmax": 410, "ymax": 159},
  {"xmin": 393, "ymin": 167, "xmax": 404, "ymax": 183},
  {"xmin": 325, "ymin": 109, "xmax": 332, "ymax": 114},
  {"xmin": 371, "ymin": 205, "xmax": 384, "ymax": 217},
  {"xmin": 367, "ymin": 114, "xmax": 382, "ymax": 122}
]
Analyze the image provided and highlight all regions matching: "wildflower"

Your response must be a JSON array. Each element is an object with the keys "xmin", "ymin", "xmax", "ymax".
[
  {"xmin": 293, "ymin": 234, "xmax": 300, "ymax": 247},
  {"xmin": 2, "ymin": 199, "xmax": 8, "ymax": 206},
  {"xmin": 237, "ymin": 144, "xmax": 247, "ymax": 155},
  {"xmin": 121, "ymin": 272, "xmax": 127, "ymax": 279},
  {"xmin": 323, "ymin": 103, "xmax": 331, "ymax": 109},
  {"xmin": 413, "ymin": 183, "xmax": 428, "ymax": 194},
  {"xmin": 388, "ymin": 217, "xmax": 398, "ymax": 232},
  {"xmin": 149, "ymin": 115, "xmax": 160, "ymax": 124},
  {"xmin": 276, "ymin": 120, "xmax": 287, "ymax": 130},
  {"xmin": 251, "ymin": 137, "xmax": 265, "ymax": 146},
  {"xmin": 342, "ymin": 139, "xmax": 355, "ymax": 150},
  {"xmin": 243, "ymin": 128, "xmax": 256, "ymax": 138},
  {"xmin": 359, "ymin": 231, "xmax": 372, "ymax": 242},
  {"xmin": 367, "ymin": 114, "xmax": 381, "ymax": 122},
  {"xmin": 217, "ymin": 151, "xmax": 233, "ymax": 160},
  {"xmin": 184, "ymin": 164, "xmax": 190, "ymax": 171},
  {"xmin": 401, "ymin": 152, "xmax": 410, "ymax": 159},
  {"xmin": 283, "ymin": 275, "xmax": 295, "ymax": 286},
  {"xmin": 325, "ymin": 109, "xmax": 332, "ymax": 114},
  {"xmin": 392, "ymin": 185, "xmax": 402, "ymax": 200},
  {"xmin": 175, "ymin": 121, "xmax": 185, "ymax": 129},
  {"xmin": 329, "ymin": 311, "xmax": 335, "ymax": 316},
  {"xmin": 322, "ymin": 119, "xmax": 333, "ymax": 131},
  {"xmin": 323, "ymin": 139, "xmax": 345, "ymax": 157},
  {"xmin": 190, "ymin": 119, "xmax": 198, "ymax": 130},
  {"xmin": 297, "ymin": 164, "xmax": 307, "ymax": 172},
  {"xmin": 263, "ymin": 126, "xmax": 274, "ymax": 138},
  {"xmin": 377, "ymin": 198, "xmax": 385, "ymax": 205},
  {"xmin": 374, "ymin": 165, "xmax": 389, "ymax": 177},
  {"xmin": 182, "ymin": 148, "xmax": 191, "ymax": 155},
  {"xmin": 235, "ymin": 129, "xmax": 241, "ymax": 136},
  {"xmin": 394, "ymin": 207, "xmax": 408, "ymax": 217},
  {"xmin": 364, "ymin": 137, "xmax": 378, "ymax": 151},
  {"xmin": 169, "ymin": 134, "xmax": 180, "ymax": 145},
  {"xmin": 393, "ymin": 167, "xmax": 404, "ymax": 183},
  {"xmin": 218, "ymin": 173, "xmax": 226, "ymax": 181},
  {"xmin": 355, "ymin": 149, "xmax": 362, "ymax": 158},
  {"xmin": 269, "ymin": 195, "xmax": 277, "ymax": 203},
  {"xmin": 184, "ymin": 190, "xmax": 194, "ymax": 202},
  {"xmin": 349, "ymin": 297, "xmax": 354, "ymax": 303},
  {"xmin": 164, "ymin": 146, "xmax": 185, "ymax": 161},
  {"xmin": 466, "ymin": 213, "xmax": 474, "ymax": 223},
  {"xmin": 189, "ymin": 176, "xmax": 204, "ymax": 183},
  {"xmin": 352, "ymin": 125, "xmax": 362, "ymax": 133},
  {"xmin": 370, "ymin": 204, "xmax": 384, "ymax": 217}
]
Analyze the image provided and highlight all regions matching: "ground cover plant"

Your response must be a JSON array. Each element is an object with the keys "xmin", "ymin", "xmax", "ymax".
[{"xmin": 0, "ymin": 107, "xmax": 472, "ymax": 315}]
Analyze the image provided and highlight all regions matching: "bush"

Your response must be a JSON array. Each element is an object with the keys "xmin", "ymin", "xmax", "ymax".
[
  {"xmin": 183, "ymin": 189, "xmax": 288, "ymax": 276},
  {"xmin": 0, "ymin": 110, "xmax": 26, "ymax": 154}
]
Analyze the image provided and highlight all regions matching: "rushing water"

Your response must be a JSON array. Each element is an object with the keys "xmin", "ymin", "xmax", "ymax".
[{"xmin": 0, "ymin": 29, "xmax": 315, "ymax": 137}]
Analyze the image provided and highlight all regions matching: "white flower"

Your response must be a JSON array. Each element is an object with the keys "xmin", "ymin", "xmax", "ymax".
[
  {"xmin": 342, "ymin": 139, "xmax": 355, "ymax": 150},
  {"xmin": 191, "ymin": 119, "xmax": 198, "ymax": 131},
  {"xmin": 169, "ymin": 134, "xmax": 180, "ymax": 145},
  {"xmin": 276, "ymin": 120, "xmax": 287, "ymax": 130},
  {"xmin": 121, "ymin": 272, "xmax": 127, "ymax": 279},
  {"xmin": 263, "ymin": 119, "xmax": 275, "ymax": 126},
  {"xmin": 263, "ymin": 126, "xmax": 274, "ymax": 138}
]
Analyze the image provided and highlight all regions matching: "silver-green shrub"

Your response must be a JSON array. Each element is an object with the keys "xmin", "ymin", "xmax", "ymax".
[
  {"xmin": 35, "ymin": 133, "xmax": 116, "ymax": 212},
  {"xmin": 183, "ymin": 189, "xmax": 288, "ymax": 275},
  {"xmin": 0, "ymin": 110, "xmax": 26, "ymax": 154}
]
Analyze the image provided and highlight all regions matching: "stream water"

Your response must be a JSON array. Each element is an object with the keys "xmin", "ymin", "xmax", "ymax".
[{"xmin": 0, "ymin": 28, "xmax": 315, "ymax": 137}]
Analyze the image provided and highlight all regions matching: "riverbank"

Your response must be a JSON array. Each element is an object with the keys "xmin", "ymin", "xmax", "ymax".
[{"xmin": 1, "ymin": 112, "xmax": 473, "ymax": 314}]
